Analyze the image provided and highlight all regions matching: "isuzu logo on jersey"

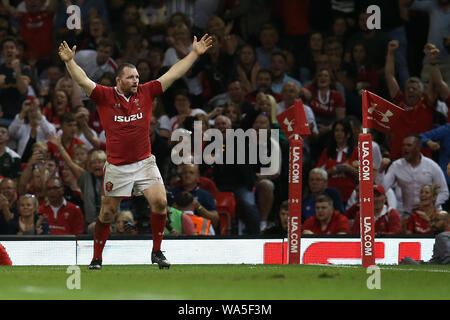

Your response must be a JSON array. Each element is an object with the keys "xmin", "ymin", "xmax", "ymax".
[{"xmin": 114, "ymin": 113, "xmax": 143, "ymax": 122}]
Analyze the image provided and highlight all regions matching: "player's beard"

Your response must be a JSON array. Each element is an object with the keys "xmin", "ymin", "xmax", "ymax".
[
  {"xmin": 126, "ymin": 84, "xmax": 138, "ymax": 96},
  {"xmin": 118, "ymin": 82, "xmax": 137, "ymax": 96}
]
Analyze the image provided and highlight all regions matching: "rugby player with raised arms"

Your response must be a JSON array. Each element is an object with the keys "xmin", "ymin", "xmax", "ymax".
[{"xmin": 58, "ymin": 34, "xmax": 213, "ymax": 270}]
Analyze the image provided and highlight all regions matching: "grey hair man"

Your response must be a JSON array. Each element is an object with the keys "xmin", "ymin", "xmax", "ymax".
[{"xmin": 301, "ymin": 168, "xmax": 345, "ymax": 222}]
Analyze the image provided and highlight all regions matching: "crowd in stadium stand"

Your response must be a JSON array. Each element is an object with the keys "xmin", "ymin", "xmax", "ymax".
[{"xmin": 0, "ymin": 0, "xmax": 449, "ymax": 237}]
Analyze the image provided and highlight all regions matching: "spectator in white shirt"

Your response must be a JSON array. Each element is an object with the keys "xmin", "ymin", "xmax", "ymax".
[
  {"xmin": 8, "ymin": 98, "xmax": 56, "ymax": 157},
  {"xmin": 73, "ymin": 39, "xmax": 117, "ymax": 83},
  {"xmin": 163, "ymin": 22, "xmax": 203, "ymax": 97},
  {"xmin": 383, "ymin": 134, "xmax": 449, "ymax": 216},
  {"xmin": 277, "ymin": 81, "xmax": 318, "ymax": 135}
]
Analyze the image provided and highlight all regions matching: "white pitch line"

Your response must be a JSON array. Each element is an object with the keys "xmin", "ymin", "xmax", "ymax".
[{"xmin": 312, "ymin": 264, "xmax": 450, "ymax": 273}]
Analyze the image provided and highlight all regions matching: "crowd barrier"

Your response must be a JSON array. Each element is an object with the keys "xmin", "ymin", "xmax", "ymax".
[{"xmin": 0, "ymin": 235, "xmax": 435, "ymax": 266}]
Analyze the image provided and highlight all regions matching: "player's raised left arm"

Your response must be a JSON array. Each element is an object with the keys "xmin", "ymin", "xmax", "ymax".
[{"xmin": 158, "ymin": 34, "xmax": 213, "ymax": 92}]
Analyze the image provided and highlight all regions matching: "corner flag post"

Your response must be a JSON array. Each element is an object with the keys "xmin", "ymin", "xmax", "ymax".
[
  {"xmin": 277, "ymin": 100, "xmax": 310, "ymax": 265},
  {"xmin": 288, "ymin": 135, "xmax": 302, "ymax": 264},
  {"xmin": 359, "ymin": 90, "xmax": 376, "ymax": 268}
]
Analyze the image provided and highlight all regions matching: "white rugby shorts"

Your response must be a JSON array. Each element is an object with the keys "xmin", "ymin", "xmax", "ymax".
[{"xmin": 103, "ymin": 155, "xmax": 163, "ymax": 197}]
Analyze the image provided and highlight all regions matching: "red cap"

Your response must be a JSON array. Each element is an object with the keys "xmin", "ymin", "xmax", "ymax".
[
  {"xmin": 374, "ymin": 185, "xmax": 385, "ymax": 195},
  {"xmin": 27, "ymin": 95, "xmax": 35, "ymax": 101}
]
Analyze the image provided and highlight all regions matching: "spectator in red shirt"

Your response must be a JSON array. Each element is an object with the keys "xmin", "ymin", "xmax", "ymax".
[
  {"xmin": 351, "ymin": 185, "xmax": 402, "ymax": 235},
  {"xmin": 303, "ymin": 68, "xmax": 346, "ymax": 134},
  {"xmin": 406, "ymin": 184, "xmax": 444, "ymax": 235},
  {"xmin": 272, "ymin": 0, "xmax": 310, "ymax": 58},
  {"xmin": 349, "ymin": 42, "xmax": 379, "ymax": 93},
  {"xmin": 400, "ymin": 210, "xmax": 450, "ymax": 265},
  {"xmin": 39, "ymin": 176, "xmax": 84, "ymax": 235},
  {"xmin": 316, "ymin": 119, "xmax": 359, "ymax": 203},
  {"xmin": 303, "ymin": 194, "xmax": 350, "ymax": 235},
  {"xmin": 385, "ymin": 40, "xmax": 438, "ymax": 160},
  {"xmin": 2, "ymin": 0, "xmax": 57, "ymax": 61}
]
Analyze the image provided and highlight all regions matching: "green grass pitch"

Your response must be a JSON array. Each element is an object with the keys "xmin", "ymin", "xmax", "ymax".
[{"xmin": 0, "ymin": 264, "xmax": 449, "ymax": 300}]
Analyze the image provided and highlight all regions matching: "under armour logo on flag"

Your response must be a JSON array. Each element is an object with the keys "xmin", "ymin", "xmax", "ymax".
[
  {"xmin": 277, "ymin": 99, "xmax": 311, "ymax": 139},
  {"xmin": 284, "ymin": 118, "xmax": 294, "ymax": 132},
  {"xmin": 363, "ymin": 90, "xmax": 404, "ymax": 133},
  {"xmin": 368, "ymin": 102, "xmax": 393, "ymax": 123}
]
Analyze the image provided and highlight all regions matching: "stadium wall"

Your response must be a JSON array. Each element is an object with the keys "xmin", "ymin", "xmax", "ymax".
[{"xmin": 0, "ymin": 236, "xmax": 435, "ymax": 266}]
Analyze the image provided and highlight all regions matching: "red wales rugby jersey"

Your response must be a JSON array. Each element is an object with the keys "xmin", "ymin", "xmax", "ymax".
[{"xmin": 89, "ymin": 81, "xmax": 163, "ymax": 165}]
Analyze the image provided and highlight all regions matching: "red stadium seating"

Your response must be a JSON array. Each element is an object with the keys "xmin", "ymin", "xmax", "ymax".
[{"xmin": 215, "ymin": 192, "xmax": 236, "ymax": 235}]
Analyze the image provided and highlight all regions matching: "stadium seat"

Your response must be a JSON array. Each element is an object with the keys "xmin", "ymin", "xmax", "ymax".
[
  {"xmin": 215, "ymin": 192, "xmax": 236, "ymax": 235},
  {"xmin": 218, "ymin": 212, "xmax": 231, "ymax": 235}
]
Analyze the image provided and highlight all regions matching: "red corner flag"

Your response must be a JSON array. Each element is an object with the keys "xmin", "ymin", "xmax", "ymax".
[
  {"xmin": 0, "ymin": 244, "xmax": 12, "ymax": 266},
  {"xmin": 277, "ymin": 99, "xmax": 311, "ymax": 140},
  {"xmin": 362, "ymin": 90, "xmax": 403, "ymax": 133},
  {"xmin": 276, "ymin": 100, "xmax": 310, "ymax": 264}
]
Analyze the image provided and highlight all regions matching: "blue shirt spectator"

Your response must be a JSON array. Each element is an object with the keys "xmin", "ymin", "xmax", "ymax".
[
  {"xmin": 302, "ymin": 168, "xmax": 345, "ymax": 222},
  {"xmin": 270, "ymin": 52, "xmax": 301, "ymax": 94},
  {"xmin": 302, "ymin": 187, "xmax": 345, "ymax": 222},
  {"xmin": 421, "ymin": 123, "xmax": 450, "ymax": 185}
]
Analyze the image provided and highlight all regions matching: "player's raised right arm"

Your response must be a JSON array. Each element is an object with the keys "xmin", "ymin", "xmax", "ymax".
[{"xmin": 58, "ymin": 41, "xmax": 95, "ymax": 96}]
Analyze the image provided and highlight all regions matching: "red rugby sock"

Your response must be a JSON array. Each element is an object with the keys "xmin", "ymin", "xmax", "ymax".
[
  {"xmin": 151, "ymin": 212, "xmax": 166, "ymax": 252},
  {"xmin": 93, "ymin": 218, "xmax": 111, "ymax": 261}
]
